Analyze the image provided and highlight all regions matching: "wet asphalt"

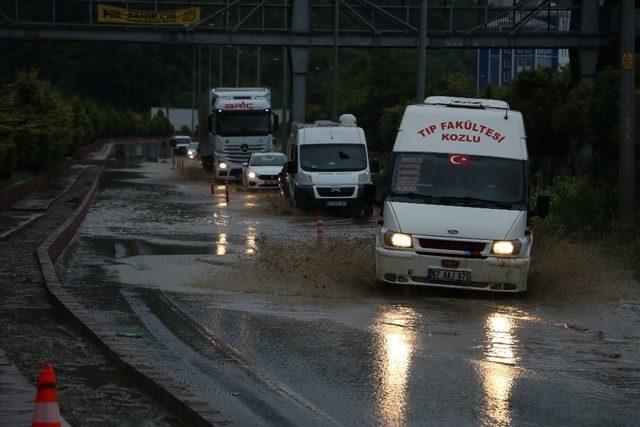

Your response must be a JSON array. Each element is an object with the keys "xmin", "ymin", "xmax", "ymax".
[{"xmin": 56, "ymin": 158, "xmax": 640, "ymax": 426}]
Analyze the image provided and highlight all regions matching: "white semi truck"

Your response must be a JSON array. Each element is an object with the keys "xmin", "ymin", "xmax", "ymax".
[{"xmin": 198, "ymin": 88, "xmax": 279, "ymax": 179}]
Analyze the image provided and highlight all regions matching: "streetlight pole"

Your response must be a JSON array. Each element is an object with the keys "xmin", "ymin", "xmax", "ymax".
[
  {"xmin": 331, "ymin": 0, "xmax": 339, "ymax": 122},
  {"xmin": 618, "ymin": 0, "xmax": 636, "ymax": 238},
  {"xmin": 416, "ymin": 0, "xmax": 427, "ymax": 103}
]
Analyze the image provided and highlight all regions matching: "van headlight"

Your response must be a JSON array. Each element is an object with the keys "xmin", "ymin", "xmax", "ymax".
[
  {"xmin": 491, "ymin": 240, "xmax": 522, "ymax": 255},
  {"xmin": 384, "ymin": 231, "xmax": 413, "ymax": 248},
  {"xmin": 358, "ymin": 171, "xmax": 371, "ymax": 185},
  {"xmin": 219, "ymin": 161, "xmax": 228, "ymax": 170},
  {"xmin": 296, "ymin": 172, "xmax": 312, "ymax": 186}
]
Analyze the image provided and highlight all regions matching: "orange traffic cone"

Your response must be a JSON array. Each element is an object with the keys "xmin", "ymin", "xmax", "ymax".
[{"xmin": 32, "ymin": 362, "xmax": 61, "ymax": 427}]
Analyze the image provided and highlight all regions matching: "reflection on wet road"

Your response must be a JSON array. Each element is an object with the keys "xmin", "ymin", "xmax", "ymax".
[{"xmin": 57, "ymin": 161, "xmax": 640, "ymax": 425}]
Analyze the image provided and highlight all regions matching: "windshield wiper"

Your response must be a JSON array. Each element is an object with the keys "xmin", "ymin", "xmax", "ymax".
[{"xmin": 440, "ymin": 196, "xmax": 514, "ymax": 209}]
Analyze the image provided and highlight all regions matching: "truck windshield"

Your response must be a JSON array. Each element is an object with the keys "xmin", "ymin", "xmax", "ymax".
[
  {"xmin": 250, "ymin": 154, "xmax": 287, "ymax": 166},
  {"xmin": 300, "ymin": 144, "xmax": 367, "ymax": 172},
  {"xmin": 388, "ymin": 152, "xmax": 527, "ymax": 210},
  {"xmin": 216, "ymin": 112, "xmax": 271, "ymax": 136}
]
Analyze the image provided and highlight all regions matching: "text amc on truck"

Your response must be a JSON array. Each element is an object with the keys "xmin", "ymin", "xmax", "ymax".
[
  {"xmin": 375, "ymin": 96, "xmax": 550, "ymax": 293},
  {"xmin": 198, "ymin": 88, "xmax": 279, "ymax": 178}
]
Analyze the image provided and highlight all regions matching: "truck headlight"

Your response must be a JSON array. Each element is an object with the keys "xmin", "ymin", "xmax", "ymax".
[
  {"xmin": 491, "ymin": 240, "xmax": 522, "ymax": 255},
  {"xmin": 219, "ymin": 162, "xmax": 228, "ymax": 170},
  {"xmin": 384, "ymin": 231, "xmax": 413, "ymax": 248},
  {"xmin": 248, "ymin": 171, "xmax": 256, "ymax": 179}
]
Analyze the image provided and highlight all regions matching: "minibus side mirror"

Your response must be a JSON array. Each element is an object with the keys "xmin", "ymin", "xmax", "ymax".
[
  {"xmin": 286, "ymin": 160, "xmax": 298, "ymax": 174},
  {"xmin": 208, "ymin": 114, "xmax": 215, "ymax": 133},
  {"xmin": 369, "ymin": 159, "xmax": 380, "ymax": 174},
  {"xmin": 534, "ymin": 195, "xmax": 550, "ymax": 218}
]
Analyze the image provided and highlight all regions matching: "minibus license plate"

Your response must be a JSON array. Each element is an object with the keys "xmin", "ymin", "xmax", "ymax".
[
  {"xmin": 428, "ymin": 268, "xmax": 471, "ymax": 282},
  {"xmin": 326, "ymin": 201, "xmax": 347, "ymax": 207}
]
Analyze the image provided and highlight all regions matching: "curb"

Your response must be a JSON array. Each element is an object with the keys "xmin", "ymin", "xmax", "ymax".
[{"xmin": 36, "ymin": 166, "xmax": 220, "ymax": 426}]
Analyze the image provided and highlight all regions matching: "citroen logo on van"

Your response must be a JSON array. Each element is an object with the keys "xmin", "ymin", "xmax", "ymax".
[
  {"xmin": 240, "ymin": 144, "xmax": 250, "ymax": 152},
  {"xmin": 447, "ymin": 229, "xmax": 459, "ymax": 235},
  {"xmin": 331, "ymin": 187, "xmax": 341, "ymax": 193}
]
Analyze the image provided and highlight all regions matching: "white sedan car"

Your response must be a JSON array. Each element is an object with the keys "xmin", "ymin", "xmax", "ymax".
[{"xmin": 241, "ymin": 152, "xmax": 287, "ymax": 189}]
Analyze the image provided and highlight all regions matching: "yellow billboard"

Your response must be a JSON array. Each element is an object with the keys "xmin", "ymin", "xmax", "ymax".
[{"xmin": 97, "ymin": 4, "xmax": 200, "ymax": 25}]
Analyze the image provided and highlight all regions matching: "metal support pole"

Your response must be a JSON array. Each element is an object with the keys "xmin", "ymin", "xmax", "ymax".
[
  {"xmin": 282, "ymin": 46, "xmax": 289, "ymax": 145},
  {"xmin": 235, "ymin": 45, "xmax": 240, "ymax": 87},
  {"xmin": 198, "ymin": 45, "xmax": 202, "ymax": 97},
  {"xmin": 257, "ymin": 46, "xmax": 261, "ymax": 86},
  {"xmin": 331, "ymin": 0, "xmax": 339, "ymax": 121},
  {"xmin": 191, "ymin": 46, "xmax": 196, "ymax": 135},
  {"xmin": 618, "ymin": 0, "xmax": 636, "ymax": 237},
  {"xmin": 208, "ymin": 45, "xmax": 212, "ymax": 89},
  {"xmin": 291, "ymin": 0, "xmax": 310, "ymax": 123},
  {"xmin": 416, "ymin": 0, "xmax": 427, "ymax": 102},
  {"xmin": 219, "ymin": 46, "xmax": 224, "ymax": 86}
]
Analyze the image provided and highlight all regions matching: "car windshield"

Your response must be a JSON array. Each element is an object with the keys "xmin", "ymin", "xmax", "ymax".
[
  {"xmin": 389, "ymin": 152, "xmax": 527, "ymax": 209},
  {"xmin": 188, "ymin": 143, "xmax": 198, "ymax": 150},
  {"xmin": 300, "ymin": 144, "xmax": 367, "ymax": 172},
  {"xmin": 250, "ymin": 154, "xmax": 286, "ymax": 167},
  {"xmin": 216, "ymin": 112, "xmax": 271, "ymax": 136}
]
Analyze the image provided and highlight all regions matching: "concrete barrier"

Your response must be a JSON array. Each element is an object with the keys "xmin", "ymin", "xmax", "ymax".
[{"xmin": 37, "ymin": 167, "xmax": 219, "ymax": 427}]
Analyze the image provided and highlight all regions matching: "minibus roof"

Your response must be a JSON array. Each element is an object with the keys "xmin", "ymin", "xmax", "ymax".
[{"xmin": 393, "ymin": 103, "xmax": 528, "ymax": 160}]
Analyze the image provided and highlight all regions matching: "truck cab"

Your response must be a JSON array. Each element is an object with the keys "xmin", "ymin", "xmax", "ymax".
[
  {"xmin": 375, "ymin": 97, "xmax": 549, "ymax": 292},
  {"xmin": 281, "ymin": 114, "xmax": 378, "ymax": 215},
  {"xmin": 198, "ymin": 88, "xmax": 279, "ymax": 179}
]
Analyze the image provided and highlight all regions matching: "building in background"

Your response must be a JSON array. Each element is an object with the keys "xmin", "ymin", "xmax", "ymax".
[{"xmin": 477, "ymin": 1, "xmax": 570, "ymax": 91}]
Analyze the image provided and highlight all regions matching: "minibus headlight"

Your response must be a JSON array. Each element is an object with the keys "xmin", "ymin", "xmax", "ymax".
[
  {"xmin": 248, "ymin": 171, "xmax": 256, "ymax": 179},
  {"xmin": 384, "ymin": 231, "xmax": 413, "ymax": 248},
  {"xmin": 219, "ymin": 161, "xmax": 228, "ymax": 170},
  {"xmin": 491, "ymin": 240, "xmax": 522, "ymax": 255}
]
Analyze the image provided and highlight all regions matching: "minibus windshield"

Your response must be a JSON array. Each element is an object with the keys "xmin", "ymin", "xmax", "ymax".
[
  {"xmin": 300, "ymin": 144, "xmax": 367, "ymax": 172},
  {"xmin": 389, "ymin": 152, "xmax": 527, "ymax": 209}
]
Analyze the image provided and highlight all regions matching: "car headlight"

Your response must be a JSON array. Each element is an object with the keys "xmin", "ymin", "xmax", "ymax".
[
  {"xmin": 491, "ymin": 240, "xmax": 522, "ymax": 255},
  {"xmin": 219, "ymin": 161, "xmax": 228, "ymax": 170},
  {"xmin": 384, "ymin": 231, "xmax": 413, "ymax": 248},
  {"xmin": 188, "ymin": 150, "xmax": 193, "ymax": 155},
  {"xmin": 248, "ymin": 171, "xmax": 256, "ymax": 179}
]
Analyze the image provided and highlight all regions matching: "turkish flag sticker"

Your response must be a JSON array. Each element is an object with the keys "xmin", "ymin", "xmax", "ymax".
[{"xmin": 448, "ymin": 154, "xmax": 470, "ymax": 166}]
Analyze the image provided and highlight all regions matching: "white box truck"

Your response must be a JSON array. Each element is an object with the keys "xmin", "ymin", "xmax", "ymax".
[
  {"xmin": 198, "ymin": 88, "xmax": 279, "ymax": 179},
  {"xmin": 375, "ymin": 97, "xmax": 549, "ymax": 293},
  {"xmin": 281, "ymin": 114, "xmax": 379, "ymax": 215}
]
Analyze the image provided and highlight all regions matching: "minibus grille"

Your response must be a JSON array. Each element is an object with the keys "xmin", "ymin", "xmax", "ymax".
[
  {"xmin": 418, "ymin": 239, "xmax": 487, "ymax": 253},
  {"xmin": 316, "ymin": 186, "xmax": 356, "ymax": 197}
]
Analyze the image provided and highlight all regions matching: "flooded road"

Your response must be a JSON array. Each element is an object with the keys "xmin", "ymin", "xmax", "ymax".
[{"xmin": 57, "ymin": 159, "xmax": 640, "ymax": 425}]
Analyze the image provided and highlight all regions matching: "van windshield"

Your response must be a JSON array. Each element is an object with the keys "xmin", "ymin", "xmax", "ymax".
[
  {"xmin": 300, "ymin": 144, "xmax": 367, "ymax": 172},
  {"xmin": 388, "ymin": 152, "xmax": 527, "ymax": 210}
]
